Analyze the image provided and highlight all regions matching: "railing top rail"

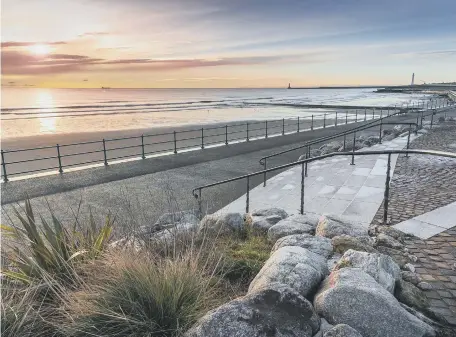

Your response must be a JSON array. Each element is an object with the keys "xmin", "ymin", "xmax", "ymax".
[
  {"xmin": 193, "ymin": 149, "xmax": 456, "ymax": 196},
  {"xmin": 259, "ymin": 110, "xmax": 418, "ymax": 164}
]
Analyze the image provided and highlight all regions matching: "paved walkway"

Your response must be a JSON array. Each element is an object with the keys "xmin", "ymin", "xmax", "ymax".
[{"xmin": 218, "ymin": 132, "xmax": 418, "ymax": 226}]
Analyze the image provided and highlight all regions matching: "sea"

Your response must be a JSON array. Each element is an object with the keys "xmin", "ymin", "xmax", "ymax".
[{"xmin": 1, "ymin": 88, "xmax": 430, "ymax": 139}]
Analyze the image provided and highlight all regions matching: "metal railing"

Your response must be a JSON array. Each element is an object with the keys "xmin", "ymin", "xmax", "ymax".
[
  {"xmin": 192, "ymin": 149, "xmax": 456, "ymax": 224},
  {"xmin": 1, "ymin": 108, "xmax": 386, "ymax": 182},
  {"xmin": 257, "ymin": 103, "xmax": 453, "ymax": 186}
]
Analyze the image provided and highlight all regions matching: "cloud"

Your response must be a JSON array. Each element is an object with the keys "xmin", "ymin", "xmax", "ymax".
[
  {"xmin": 1, "ymin": 41, "xmax": 67, "ymax": 48},
  {"xmin": 78, "ymin": 32, "xmax": 111, "ymax": 38},
  {"xmin": 1, "ymin": 50, "xmax": 318, "ymax": 75}
]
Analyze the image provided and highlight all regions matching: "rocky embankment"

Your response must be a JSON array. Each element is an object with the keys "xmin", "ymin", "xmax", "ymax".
[{"xmin": 114, "ymin": 207, "xmax": 455, "ymax": 337}]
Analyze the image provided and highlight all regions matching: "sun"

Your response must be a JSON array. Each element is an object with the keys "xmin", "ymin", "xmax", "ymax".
[{"xmin": 29, "ymin": 44, "xmax": 51, "ymax": 56}]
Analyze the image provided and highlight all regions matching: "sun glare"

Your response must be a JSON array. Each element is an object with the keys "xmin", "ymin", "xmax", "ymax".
[{"xmin": 29, "ymin": 44, "xmax": 51, "ymax": 56}]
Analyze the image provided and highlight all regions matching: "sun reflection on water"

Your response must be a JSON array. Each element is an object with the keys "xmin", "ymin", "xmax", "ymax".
[{"xmin": 37, "ymin": 91, "xmax": 57, "ymax": 133}]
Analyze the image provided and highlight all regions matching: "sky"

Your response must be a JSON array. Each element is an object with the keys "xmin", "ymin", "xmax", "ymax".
[{"xmin": 1, "ymin": 0, "xmax": 456, "ymax": 88}]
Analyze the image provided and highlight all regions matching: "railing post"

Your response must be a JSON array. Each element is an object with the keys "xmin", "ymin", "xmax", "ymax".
[
  {"xmin": 416, "ymin": 114, "xmax": 419, "ymax": 129},
  {"xmin": 265, "ymin": 121, "xmax": 268, "ymax": 139},
  {"xmin": 282, "ymin": 118, "xmax": 285, "ymax": 135},
  {"xmin": 297, "ymin": 116, "xmax": 300, "ymax": 132},
  {"xmin": 345, "ymin": 111, "xmax": 348, "ymax": 124},
  {"xmin": 355, "ymin": 110, "xmax": 358, "ymax": 122},
  {"xmin": 335, "ymin": 112, "xmax": 338, "ymax": 126},
  {"xmin": 103, "ymin": 139, "xmax": 108, "ymax": 165},
  {"xmin": 379, "ymin": 119, "xmax": 383, "ymax": 144},
  {"xmin": 311, "ymin": 115, "xmax": 314, "ymax": 130},
  {"xmin": 351, "ymin": 132, "xmax": 356, "ymax": 165},
  {"xmin": 430, "ymin": 111, "xmax": 434, "ymax": 129},
  {"xmin": 173, "ymin": 132, "xmax": 177, "ymax": 154},
  {"xmin": 323, "ymin": 114, "xmax": 326, "ymax": 128},
  {"xmin": 225, "ymin": 125, "xmax": 228, "ymax": 145},
  {"xmin": 56, "ymin": 144, "xmax": 63, "ymax": 173},
  {"xmin": 246, "ymin": 176, "xmax": 250, "ymax": 214},
  {"xmin": 300, "ymin": 162, "xmax": 305, "ymax": 215},
  {"xmin": 372, "ymin": 108, "xmax": 374, "ymax": 119},
  {"xmin": 197, "ymin": 188, "xmax": 202, "ymax": 217},
  {"xmin": 201, "ymin": 128, "xmax": 204, "ymax": 149},
  {"xmin": 246, "ymin": 122, "xmax": 249, "ymax": 142},
  {"xmin": 380, "ymin": 109, "xmax": 383, "ymax": 119},
  {"xmin": 383, "ymin": 153, "xmax": 392, "ymax": 225},
  {"xmin": 420, "ymin": 109, "xmax": 424, "ymax": 128},
  {"xmin": 305, "ymin": 146, "xmax": 309, "ymax": 177},
  {"xmin": 263, "ymin": 158, "xmax": 267, "ymax": 187},
  {"xmin": 406, "ymin": 128, "xmax": 411, "ymax": 157},
  {"xmin": 364, "ymin": 109, "xmax": 367, "ymax": 121},
  {"xmin": 1, "ymin": 150, "xmax": 8, "ymax": 182},
  {"xmin": 142, "ymin": 135, "xmax": 146, "ymax": 158}
]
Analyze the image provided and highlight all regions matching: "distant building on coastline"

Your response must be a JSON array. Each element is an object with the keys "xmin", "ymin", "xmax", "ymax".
[
  {"xmin": 411, "ymin": 73, "xmax": 415, "ymax": 86},
  {"xmin": 288, "ymin": 83, "xmax": 291, "ymax": 89}
]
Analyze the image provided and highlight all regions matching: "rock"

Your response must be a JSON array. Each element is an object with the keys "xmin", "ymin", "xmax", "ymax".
[
  {"xmin": 340, "ymin": 141, "xmax": 363, "ymax": 152},
  {"xmin": 438, "ymin": 116, "xmax": 445, "ymax": 123},
  {"xmin": 249, "ymin": 246, "xmax": 329, "ymax": 298},
  {"xmin": 369, "ymin": 225, "xmax": 408, "ymax": 243},
  {"xmin": 401, "ymin": 271, "xmax": 421, "ymax": 285},
  {"xmin": 417, "ymin": 282, "xmax": 433, "ymax": 291},
  {"xmin": 185, "ymin": 283, "xmax": 320, "ymax": 337},
  {"xmin": 382, "ymin": 134, "xmax": 396, "ymax": 142},
  {"xmin": 320, "ymin": 141, "xmax": 343, "ymax": 155},
  {"xmin": 327, "ymin": 253, "xmax": 342, "ymax": 272},
  {"xmin": 395, "ymin": 279, "xmax": 429, "ymax": 312},
  {"xmin": 267, "ymin": 214, "xmax": 320, "ymax": 242},
  {"xmin": 404, "ymin": 263, "xmax": 416, "ymax": 273},
  {"xmin": 311, "ymin": 149, "xmax": 322, "ymax": 157},
  {"xmin": 272, "ymin": 234, "xmax": 333, "ymax": 259},
  {"xmin": 393, "ymin": 125, "xmax": 405, "ymax": 136},
  {"xmin": 155, "ymin": 210, "xmax": 198, "ymax": 228},
  {"xmin": 316, "ymin": 215, "xmax": 368, "ymax": 239},
  {"xmin": 314, "ymin": 268, "xmax": 435, "ymax": 337},
  {"xmin": 153, "ymin": 222, "xmax": 198, "ymax": 243},
  {"xmin": 375, "ymin": 233, "xmax": 404, "ymax": 250},
  {"xmin": 323, "ymin": 324, "xmax": 363, "ymax": 337},
  {"xmin": 362, "ymin": 136, "xmax": 380, "ymax": 147},
  {"xmin": 320, "ymin": 318, "xmax": 335, "ymax": 334},
  {"xmin": 250, "ymin": 208, "xmax": 288, "ymax": 233},
  {"xmin": 376, "ymin": 246, "xmax": 411, "ymax": 268},
  {"xmin": 400, "ymin": 303, "xmax": 455, "ymax": 337},
  {"xmin": 334, "ymin": 249, "xmax": 400, "ymax": 293},
  {"xmin": 332, "ymin": 235, "xmax": 377, "ymax": 254},
  {"xmin": 198, "ymin": 213, "xmax": 244, "ymax": 236}
]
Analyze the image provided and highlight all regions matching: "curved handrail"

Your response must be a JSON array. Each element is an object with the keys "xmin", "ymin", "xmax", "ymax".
[
  {"xmin": 192, "ymin": 149, "xmax": 456, "ymax": 223},
  {"xmin": 258, "ymin": 108, "xmax": 434, "ymax": 166}
]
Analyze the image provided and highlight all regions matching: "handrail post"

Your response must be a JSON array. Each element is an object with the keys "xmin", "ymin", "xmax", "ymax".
[
  {"xmin": 103, "ymin": 139, "xmax": 108, "ymax": 165},
  {"xmin": 383, "ymin": 153, "xmax": 392, "ymax": 225},
  {"xmin": 380, "ymin": 109, "xmax": 383, "ymax": 119},
  {"xmin": 265, "ymin": 121, "xmax": 268, "ymax": 139},
  {"xmin": 345, "ymin": 111, "xmax": 348, "ymax": 124},
  {"xmin": 57, "ymin": 144, "xmax": 63, "ymax": 173},
  {"xmin": 297, "ymin": 116, "xmax": 300, "ymax": 132},
  {"xmin": 355, "ymin": 110, "xmax": 358, "ymax": 122},
  {"xmin": 305, "ymin": 145, "xmax": 309, "ymax": 177},
  {"xmin": 201, "ymin": 128, "xmax": 204, "ymax": 149},
  {"xmin": 372, "ymin": 108, "xmax": 374, "ymax": 119},
  {"xmin": 225, "ymin": 125, "xmax": 228, "ymax": 145},
  {"xmin": 173, "ymin": 132, "xmax": 177, "ymax": 154},
  {"xmin": 142, "ymin": 135, "xmax": 146, "ymax": 158},
  {"xmin": 364, "ymin": 109, "xmax": 367, "ymax": 121},
  {"xmin": 351, "ymin": 132, "xmax": 356, "ymax": 165},
  {"xmin": 263, "ymin": 158, "xmax": 267, "ymax": 187},
  {"xmin": 379, "ymin": 119, "xmax": 383, "ymax": 144},
  {"xmin": 311, "ymin": 115, "xmax": 314, "ymax": 130},
  {"xmin": 406, "ymin": 128, "xmax": 411, "ymax": 157},
  {"xmin": 335, "ymin": 112, "xmax": 338, "ymax": 126},
  {"xmin": 1, "ymin": 150, "xmax": 8, "ymax": 182},
  {"xmin": 420, "ymin": 109, "xmax": 424, "ymax": 128},
  {"xmin": 197, "ymin": 188, "xmax": 202, "ymax": 218},
  {"xmin": 246, "ymin": 176, "xmax": 250, "ymax": 213},
  {"xmin": 246, "ymin": 122, "xmax": 249, "ymax": 142},
  {"xmin": 282, "ymin": 118, "xmax": 285, "ymax": 135},
  {"xmin": 323, "ymin": 114, "xmax": 326, "ymax": 128},
  {"xmin": 300, "ymin": 162, "xmax": 305, "ymax": 215},
  {"xmin": 343, "ymin": 134, "xmax": 346, "ymax": 151},
  {"xmin": 416, "ymin": 114, "xmax": 419, "ymax": 129},
  {"xmin": 430, "ymin": 111, "xmax": 434, "ymax": 129}
]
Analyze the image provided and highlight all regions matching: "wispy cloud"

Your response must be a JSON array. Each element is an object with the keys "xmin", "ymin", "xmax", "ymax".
[{"xmin": 1, "ymin": 41, "xmax": 67, "ymax": 48}]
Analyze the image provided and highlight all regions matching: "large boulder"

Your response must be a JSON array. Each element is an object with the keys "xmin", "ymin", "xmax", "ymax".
[
  {"xmin": 198, "ymin": 213, "xmax": 244, "ymax": 236},
  {"xmin": 362, "ymin": 136, "xmax": 380, "ymax": 147},
  {"xmin": 185, "ymin": 283, "xmax": 320, "ymax": 337},
  {"xmin": 249, "ymin": 246, "xmax": 329, "ymax": 299},
  {"xmin": 314, "ymin": 268, "xmax": 435, "ymax": 337},
  {"xmin": 376, "ymin": 246, "xmax": 412, "ymax": 268},
  {"xmin": 323, "ymin": 324, "xmax": 363, "ymax": 337},
  {"xmin": 316, "ymin": 215, "xmax": 368, "ymax": 239},
  {"xmin": 152, "ymin": 222, "xmax": 198, "ymax": 244},
  {"xmin": 138, "ymin": 210, "xmax": 198, "ymax": 237},
  {"xmin": 334, "ymin": 249, "xmax": 400, "ymax": 293},
  {"xmin": 272, "ymin": 234, "xmax": 333, "ymax": 259},
  {"xmin": 332, "ymin": 235, "xmax": 377, "ymax": 254},
  {"xmin": 340, "ymin": 141, "xmax": 363, "ymax": 152},
  {"xmin": 395, "ymin": 279, "xmax": 430, "ymax": 312},
  {"xmin": 374, "ymin": 233, "xmax": 404, "ymax": 250},
  {"xmin": 249, "ymin": 208, "xmax": 288, "ymax": 233},
  {"xmin": 401, "ymin": 271, "xmax": 421, "ymax": 285},
  {"xmin": 267, "ymin": 214, "xmax": 320, "ymax": 242}
]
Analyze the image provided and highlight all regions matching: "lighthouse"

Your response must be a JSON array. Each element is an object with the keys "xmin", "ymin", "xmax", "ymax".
[
  {"xmin": 288, "ymin": 83, "xmax": 291, "ymax": 89},
  {"xmin": 411, "ymin": 73, "xmax": 415, "ymax": 86}
]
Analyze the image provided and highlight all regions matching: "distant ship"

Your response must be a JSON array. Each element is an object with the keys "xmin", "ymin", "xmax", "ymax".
[{"xmin": 101, "ymin": 86, "xmax": 111, "ymax": 89}]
